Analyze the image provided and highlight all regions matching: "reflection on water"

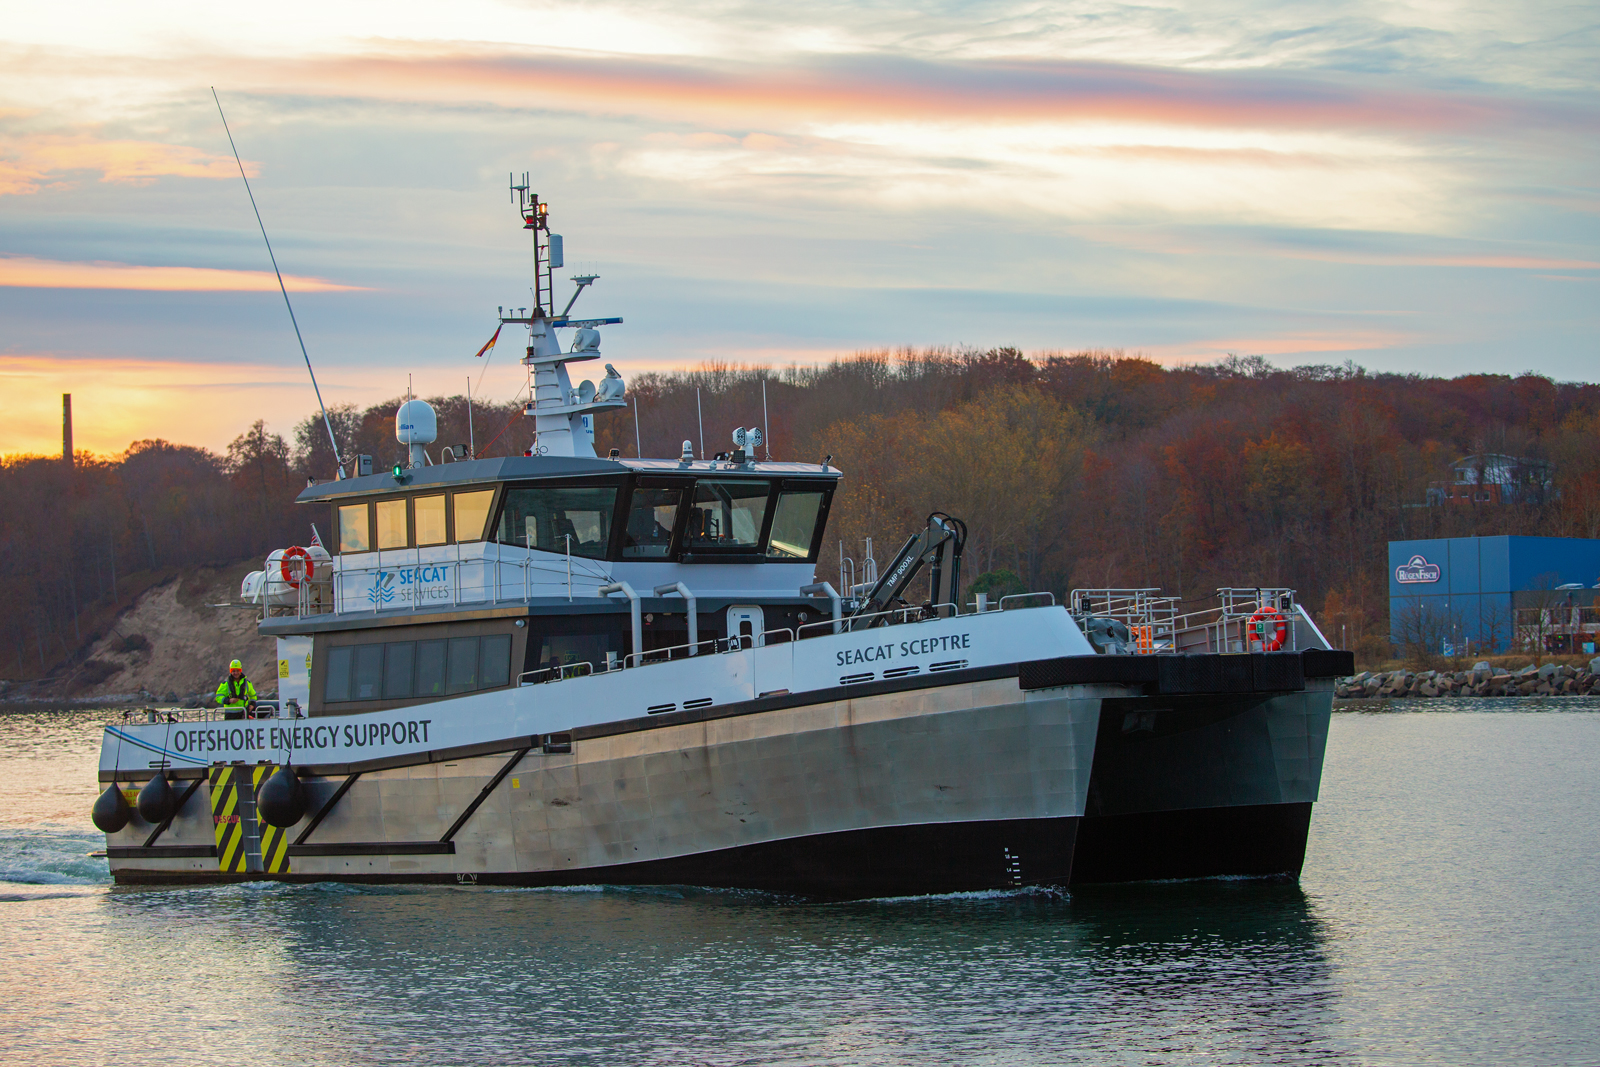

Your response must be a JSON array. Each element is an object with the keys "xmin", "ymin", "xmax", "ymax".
[{"xmin": 0, "ymin": 708, "xmax": 1596, "ymax": 1065}]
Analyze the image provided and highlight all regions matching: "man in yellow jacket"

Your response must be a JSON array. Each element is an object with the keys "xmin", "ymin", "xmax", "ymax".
[{"xmin": 216, "ymin": 659, "xmax": 258, "ymax": 718}]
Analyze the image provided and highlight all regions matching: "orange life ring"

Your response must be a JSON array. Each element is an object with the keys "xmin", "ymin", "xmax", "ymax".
[
  {"xmin": 280, "ymin": 546, "xmax": 314, "ymax": 588},
  {"xmin": 1246, "ymin": 608, "xmax": 1288, "ymax": 652}
]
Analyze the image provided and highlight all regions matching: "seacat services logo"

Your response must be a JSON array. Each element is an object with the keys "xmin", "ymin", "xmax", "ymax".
[
  {"xmin": 368, "ymin": 570, "xmax": 397, "ymax": 606},
  {"xmin": 1395, "ymin": 554, "xmax": 1441, "ymax": 584}
]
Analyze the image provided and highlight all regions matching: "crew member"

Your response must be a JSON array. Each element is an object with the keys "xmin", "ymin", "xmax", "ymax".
[{"xmin": 216, "ymin": 659, "xmax": 258, "ymax": 718}]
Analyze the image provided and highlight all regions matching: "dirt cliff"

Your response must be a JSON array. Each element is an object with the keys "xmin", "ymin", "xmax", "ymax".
[{"xmin": 34, "ymin": 564, "xmax": 278, "ymax": 704}]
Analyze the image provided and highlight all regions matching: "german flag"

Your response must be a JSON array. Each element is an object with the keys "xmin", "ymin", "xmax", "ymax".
[{"xmin": 473, "ymin": 323, "xmax": 502, "ymax": 358}]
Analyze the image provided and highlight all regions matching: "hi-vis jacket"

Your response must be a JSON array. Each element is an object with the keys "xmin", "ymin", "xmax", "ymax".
[{"xmin": 216, "ymin": 675, "xmax": 258, "ymax": 707}]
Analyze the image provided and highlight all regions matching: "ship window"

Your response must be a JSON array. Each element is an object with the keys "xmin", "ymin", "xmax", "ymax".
[
  {"xmin": 480, "ymin": 634, "xmax": 512, "ymax": 688},
  {"xmin": 495, "ymin": 486, "xmax": 618, "ymax": 559},
  {"xmin": 376, "ymin": 499, "xmax": 408, "ymax": 549},
  {"xmin": 414, "ymin": 494, "xmax": 447, "ymax": 546},
  {"xmin": 324, "ymin": 647, "xmax": 352, "ymax": 702},
  {"xmin": 766, "ymin": 490, "xmax": 825, "ymax": 560},
  {"xmin": 383, "ymin": 642, "xmax": 415, "ymax": 698},
  {"xmin": 453, "ymin": 490, "xmax": 494, "ymax": 543},
  {"xmin": 532, "ymin": 633, "xmax": 612, "ymax": 676},
  {"xmin": 324, "ymin": 635, "xmax": 512, "ymax": 704},
  {"xmin": 623, "ymin": 487, "xmax": 681, "ymax": 558},
  {"xmin": 338, "ymin": 504, "xmax": 370, "ymax": 553},
  {"xmin": 685, "ymin": 480, "xmax": 770, "ymax": 550},
  {"xmin": 416, "ymin": 640, "xmax": 447, "ymax": 697},
  {"xmin": 352, "ymin": 645, "xmax": 383, "ymax": 701},
  {"xmin": 447, "ymin": 637, "xmax": 479, "ymax": 694}
]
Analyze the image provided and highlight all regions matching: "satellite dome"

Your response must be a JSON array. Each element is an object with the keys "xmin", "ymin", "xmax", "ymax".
[{"xmin": 396, "ymin": 399, "xmax": 437, "ymax": 445}]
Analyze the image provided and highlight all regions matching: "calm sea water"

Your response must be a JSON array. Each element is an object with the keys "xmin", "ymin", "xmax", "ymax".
[{"xmin": 1, "ymin": 702, "xmax": 1597, "ymax": 1066}]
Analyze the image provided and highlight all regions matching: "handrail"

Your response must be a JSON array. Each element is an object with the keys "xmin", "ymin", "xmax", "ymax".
[
  {"xmin": 310, "ymin": 549, "xmax": 614, "ymax": 618},
  {"xmin": 625, "ymin": 637, "xmax": 729, "ymax": 669},
  {"xmin": 800, "ymin": 581, "xmax": 842, "ymax": 634},
  {"xmin": 518, "ymin": 661, "xmax": 597, "ymax": 685},
  {"xmin": 599, "ymin": 581, "xmax": 642, "ymax": 661},
  {"xmin": 1000, "ymin": 592, "xmax": 1056, "ymax": 610},
  {"xmin": 653, "ymin": 582, "xmax": 699, "ymax": 656},
  {"xmin": 795, "ymin": 600, "xmax": 964, "ymax": 638}
]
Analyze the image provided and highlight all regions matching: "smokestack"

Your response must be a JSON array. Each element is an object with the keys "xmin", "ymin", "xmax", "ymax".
[{"xmin": 63, "ymin": 393, "xmax": 73, "ymax": 467}]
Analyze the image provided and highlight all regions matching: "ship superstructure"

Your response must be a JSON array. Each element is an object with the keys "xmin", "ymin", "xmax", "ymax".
[{"xmin": 91, "ymin": 188, "xmax": 1350, "ymax": 898}]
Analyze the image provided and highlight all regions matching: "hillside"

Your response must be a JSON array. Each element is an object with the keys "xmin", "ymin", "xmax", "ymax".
[{"xmin": 0, "ymin": 563, "xmax": 276, "ymax": 705}]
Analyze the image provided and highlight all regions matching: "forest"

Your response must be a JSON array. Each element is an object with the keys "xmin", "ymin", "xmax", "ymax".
[{"xmin": 6, "ymin": 348, "xmax": 1600, "ymax": 681}]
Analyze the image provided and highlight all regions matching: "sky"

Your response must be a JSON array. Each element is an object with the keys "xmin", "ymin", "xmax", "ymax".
[{"xmin": 1, "ymin": 0, "xmax": 1596, "ymax": 457}]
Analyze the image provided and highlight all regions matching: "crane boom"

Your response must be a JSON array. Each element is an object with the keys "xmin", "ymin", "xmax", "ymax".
[{"xmin": 850, "ymin": 512, "xmax": 967, "ymax": 627}]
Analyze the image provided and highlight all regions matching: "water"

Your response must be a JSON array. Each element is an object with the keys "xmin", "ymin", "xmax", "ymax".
[{"xmin": 2, "ymin": 704, "xmax": 1597, "ymax": 1065}]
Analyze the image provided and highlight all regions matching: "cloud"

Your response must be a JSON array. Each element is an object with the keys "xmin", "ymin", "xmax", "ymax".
[
  {"xmin": 250, "ymin": 46, "xmax": 1591, "ymax": 139},
  {"xmin": 0, "ymin": 132, "xmax": 251, "ymax": 195},
  {"xmin": 0, "ymin": 254, "xmax": 367, "ymax": 291},
  {"xmin": 1073, "ymin": 227, "xmax": 1600, "ymax": 270},
  {"xmin": 1143, "ymin": 328, "xmax": 1420, "ymax": 363}
]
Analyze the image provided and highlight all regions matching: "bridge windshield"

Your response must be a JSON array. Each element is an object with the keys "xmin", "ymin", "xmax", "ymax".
[{"xmin": 494, "ymin": 485, "xmax": 619, "ymax": 559}]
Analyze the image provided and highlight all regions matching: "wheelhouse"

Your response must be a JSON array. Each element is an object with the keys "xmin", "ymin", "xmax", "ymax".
[{"xmin": 320, "ymin": 462, "xmax": 835, "ymax": 566}]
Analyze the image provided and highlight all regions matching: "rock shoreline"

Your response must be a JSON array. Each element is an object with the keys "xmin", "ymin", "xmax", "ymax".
[{"xmin": 1337, "ymin": 659, "xmax": 1600, "ymax": 699}]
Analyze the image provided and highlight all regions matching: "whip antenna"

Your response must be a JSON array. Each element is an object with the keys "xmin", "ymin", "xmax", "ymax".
[{"xmin": 211, "ymin": 87, "xmax": 345, "ymax": 479}]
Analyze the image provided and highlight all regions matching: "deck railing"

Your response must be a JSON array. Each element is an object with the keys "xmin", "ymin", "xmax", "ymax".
[{"xmin": 1070, "ymin": 586, "xmax": 1318, "ymax": 654}]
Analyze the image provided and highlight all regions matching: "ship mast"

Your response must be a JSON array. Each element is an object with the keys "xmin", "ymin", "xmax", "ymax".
[{"xmin": 500, "ymin": 176, "xmax": 625, "ymax": 458}]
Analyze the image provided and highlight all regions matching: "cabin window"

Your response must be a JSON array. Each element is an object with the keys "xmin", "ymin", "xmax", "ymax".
[
  {"xmin": 383, "ymin": 642, "xmax": 415, "ymax": 698},
  {"xmin": 414, "ymin": 494, "xmax": 447, "ymax": 546},
  {"xmin": 352, "ymin": 645, "xmax": 383, "ymax": 700},
  {"xmin": 622, "ymin": 487, "xmax": 681, "ymax": 558},
  {"xmin": 685, "ymin": 480, "xmax": 770, "ymax": 550},
  {"xmin": 324, "ymin": 647, "xmax": 352, "ymax": 702},
  {"xmin": 480, "ymin": 635, "xmax": 512, "ymax": 688},
  {"xmin": 766, "ymin": 490, "xmax": 825, "ymax": 560},
  {"xmin": 416, "ymin": 639, "xmax": 448, "ymax": 697},
  {"xmin": 494, "ymin": 486, "xmax": 618, "ymax": 559},
  {"xmin": 447, "ymin": 637, "xmax": 479, "ymax": 694},
  {"xmin": 338, "ymin": 504, "xmax": 371, "ymax": 553},
  {"xmin": 323, "ymin": 635, "xmax": 512, "ymax": 703},
  {"xmin": 453, "ymin": 490, "xmax": 494, "ymax": 542},
  {"xmin": 375, "ymin": 499, "xmax": 408, "ymax": 549}
]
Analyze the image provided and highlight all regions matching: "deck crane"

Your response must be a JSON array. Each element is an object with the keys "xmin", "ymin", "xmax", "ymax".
[{"xmin": 849, "ymin": 512, "xmax": 967, "ymax": 628}]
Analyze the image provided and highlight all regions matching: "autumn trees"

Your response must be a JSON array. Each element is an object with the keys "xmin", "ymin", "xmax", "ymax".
[{"xmin": 6, "ymin": 348, "xmax": 1600, "ymax": 681}]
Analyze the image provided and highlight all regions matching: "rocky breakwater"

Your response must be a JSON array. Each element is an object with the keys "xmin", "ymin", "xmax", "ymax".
[{"xmin": 1337, "ymin": 659, "xmax": 1600, "ymax": 699}]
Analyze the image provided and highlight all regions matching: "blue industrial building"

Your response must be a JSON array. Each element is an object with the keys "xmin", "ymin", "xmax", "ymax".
[{"xmin": 1388, "ymin": 536, "xmax": 1600, "ymax": 654}]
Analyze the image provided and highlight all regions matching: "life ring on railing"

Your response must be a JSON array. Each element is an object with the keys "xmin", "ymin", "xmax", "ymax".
[
  {"xmin": 280, "ymin": 546, "xmax": 314, "ymax": 588},
  {"xmin": 1246, "ymin": 608, "xmax": 1288, "ymax": 652}
]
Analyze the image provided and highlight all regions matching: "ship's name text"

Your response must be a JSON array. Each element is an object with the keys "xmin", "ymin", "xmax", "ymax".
[{"xmin": 836, "ymin": 633, "xmax": 970, "ymax": 666}]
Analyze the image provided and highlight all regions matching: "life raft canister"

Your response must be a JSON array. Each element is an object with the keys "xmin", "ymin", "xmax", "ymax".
[
  {"xmin": 1246, "ymin": 608, "xmax": 1289, "ymax": 652},
  {"xmin": 280, "ymin": 546, "xmax": 314, "ymax": 588}
]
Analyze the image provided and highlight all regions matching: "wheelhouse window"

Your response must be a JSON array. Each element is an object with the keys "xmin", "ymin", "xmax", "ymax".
[
  {"xmin": 622, "ymin": 487, "xmax": 682, "ymax": 558},
  {"xmin": 685, "ymin": 480, "xmax": 770, "ymax": 551},
  {"xmin": 414, "ymin": 494, "xmax": 447, "ymax": 546},
  {"xmin": 375, "ymin": 498, "xmax": 408, "ymax": 549},
  {"xmin": 495, "ymin": 485, "xmax": 618, "ymax": 559},
  {"xmin": 766, "ymin": 490, "xmax": 826, "ymax": 559},
  {"xmin": 453, "ymin": 489, "xmax": 494, "ymax": 543},
  {"xmin": 338, "ymin": 504, "xmax": 370, "ymax": 553}
]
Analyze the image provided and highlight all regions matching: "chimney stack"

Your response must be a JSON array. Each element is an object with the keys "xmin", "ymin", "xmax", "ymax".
[{"xmin": 63, "ymin": 393, "xmax": 73, "ymax": 467}]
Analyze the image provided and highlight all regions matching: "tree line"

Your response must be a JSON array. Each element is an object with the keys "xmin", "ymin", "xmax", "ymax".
[{"xmin": 6, "ymin": 348, "xmax": 1600, "ymax": 680}]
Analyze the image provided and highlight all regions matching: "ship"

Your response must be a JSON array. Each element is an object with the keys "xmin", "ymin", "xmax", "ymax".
[{"xmin": 90, "ymin": 183, "xmax": 1351, "ymax": 900}]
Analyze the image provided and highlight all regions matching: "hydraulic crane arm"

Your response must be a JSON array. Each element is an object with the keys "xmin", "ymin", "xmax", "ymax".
[{"xmin": 850, "ymin": 512, "xmax": 966, "ymax": 627}]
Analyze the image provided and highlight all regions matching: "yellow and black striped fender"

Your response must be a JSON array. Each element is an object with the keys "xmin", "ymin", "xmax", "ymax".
[{"xmin": 209, "ymin": 765, "xmax": 248, "ymax": 874}]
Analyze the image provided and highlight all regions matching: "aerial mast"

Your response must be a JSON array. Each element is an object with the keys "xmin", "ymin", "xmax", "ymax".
[{"xmin": 498, "ymin": 179, "xmax": 625, "ymax": 458}]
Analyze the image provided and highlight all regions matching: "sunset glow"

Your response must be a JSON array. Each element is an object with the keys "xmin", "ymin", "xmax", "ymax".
[{"xmin": 0, "ymin": 0, "xmax": 1594, "ymax": 455}]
